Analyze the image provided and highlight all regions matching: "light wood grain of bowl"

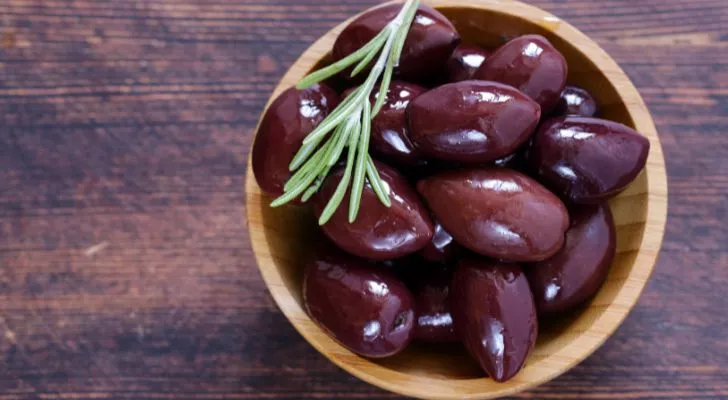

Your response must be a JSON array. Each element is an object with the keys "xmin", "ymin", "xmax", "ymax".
[{"xmin": 245, "ymin": 1, "xmax": 668, "ymax": 398}]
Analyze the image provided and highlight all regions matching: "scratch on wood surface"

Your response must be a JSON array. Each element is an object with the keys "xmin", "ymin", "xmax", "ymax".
[
  {"xmin": 257, "ymin": 54, "xmax": 279, "ymax": 73},
  {"xmin": 1, "ymin": 30, "xmax": 16, "ymax": 48},
  {"xmin": 617, "ymin": 32, "xmax": 726, "ymax": 47},
  {"xmin": 4, "ymin": 330, "xmax": 16, "ymax": 344},
  {"xmin": 84, "ymin": 241, "xmax": 109, "ymax": 257}
]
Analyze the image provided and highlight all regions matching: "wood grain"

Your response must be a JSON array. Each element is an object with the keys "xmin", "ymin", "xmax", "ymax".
[{"xmin": 0, "ymin": 0, "xmax": 725, "ymax": 399}]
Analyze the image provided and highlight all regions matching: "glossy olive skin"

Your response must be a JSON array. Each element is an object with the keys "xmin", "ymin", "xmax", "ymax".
[
  {"xmin": 413, "ymin": 270, "xmax": 458, "ymax": 343},
  {"xmin": 252, "ymin": 84, "xmax": 340, "ymax": 196},
  {"xmin": 446, "ymin": 44, "xmax": 490, "ymax": 82},
  {"xmin": 493, "ymin": 152, "xmax": 520, "ymax": 168},
  {"xmin": 553, "ymin": 85, "xmax": 598, "ymax": 117},
  {"xmin": 343, "ymin": 82, "xmax": 428, "ymax": 166},
  {"xmin": 526, "ymin": 204, "xmax": 616, "ymax": 314},
  {"xmin": 492, "ymin": 142, "xmax": 531, "ymax": 171},
  {"xmin": 475, "ymin": 35, "xmax": 567, "ymax": 112},
  {"xmin": 313, "ymin": 161, "xmax": 434, "ymax": 261},
  {"xmin": 417, "ymin": 168, "xmax": 569, "ymax": 262},
  {"xmin": 529, "ymin": 116, "xmax": 651, "ymax": 204},
  {"xmin": 303, "ymin": 249, "xmax": 415, "ymax": 358},
  {"xmin": 419, "ymin": 222, "xmax": 457, "ymax": 263},
  {"xmin": 333, "ymin": 4, "xmax": 460, "ymax": 82},
  {"xmin": 408, "ymin": 81, "xmax": 541, "ymax": 164},
  {"xmin": 451, "ymin": 259, "xmax": 538, "ymax": 382}
]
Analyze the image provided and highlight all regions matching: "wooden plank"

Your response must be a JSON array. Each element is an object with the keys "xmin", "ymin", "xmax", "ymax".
[{"xmin": 0, "ymin": 0, "xmax": 726, "ymax": 398}]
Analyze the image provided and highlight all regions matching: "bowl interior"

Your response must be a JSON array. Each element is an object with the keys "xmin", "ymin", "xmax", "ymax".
[{"xmin": 246, "ymin": 1, "xmax": 666, "ymax": 399}]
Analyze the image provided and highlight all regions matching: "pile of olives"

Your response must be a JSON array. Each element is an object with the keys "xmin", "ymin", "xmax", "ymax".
[{"xmin": 253, "ymin": 4, "xmax": 649, "ymax": 382}]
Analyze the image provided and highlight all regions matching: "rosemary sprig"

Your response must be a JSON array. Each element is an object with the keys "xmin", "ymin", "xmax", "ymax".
[{"xmin": 270, "ymin": 0, "xmax": 420, "ymax": 225}]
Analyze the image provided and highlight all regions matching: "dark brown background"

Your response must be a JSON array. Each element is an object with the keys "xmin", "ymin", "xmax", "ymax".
[{"xmin": 0, "ymin": 0, "xmax": 726, "ymax": 399}]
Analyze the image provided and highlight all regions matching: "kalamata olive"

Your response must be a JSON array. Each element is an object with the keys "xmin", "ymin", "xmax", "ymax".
[
  {"xmin": 252, "ymin": 84, "xmax": 340, "ymax": 196},
  {"xmin": 419, "ymin": 222, "xmax": 457, "ymax": 263},
  {"xmin": 413, "ymin": 270, "xmax": 458, "ymax": 343},
  {"xmin": 312, "ymin": 161, "xmax": 434, "ymax": 261},
  {"xmin": 529, "ymin": 116, "xmax": 651, "ymax": 204},
  {"xmin": 408, "ymin": 81, "xmax": 541, "ymax": 164},
  {"xmin": 333, "ymin": 4, "xmax": 460, "ymax": 82},
  {"xmin": 474, "ymin": 35, "xmax": 567, "ymax": 112},
  {"xmin": 451, "ymin": 259, "xmax": 538, "ymax": 382},
  {"xmin": 417, "ymin": 168, "xmax": 569, "ymax": 262},
  {"xmin": 303, "ymin": 248, "xmax": 415, "ymax": 358},
  {"xmin": 526, "ymin": 204, "xmax": 616, "ymax": 314},
  {"xmin": 446, "ymin": 44, "xmax": 490, "ymax": 82},
  {"xmin": 553, "ymin": 85, "xmax": 598, "ymax": 117},
  {"xmin": 343, "ymin": 82, "xmax": 428, "ymax": 166}
]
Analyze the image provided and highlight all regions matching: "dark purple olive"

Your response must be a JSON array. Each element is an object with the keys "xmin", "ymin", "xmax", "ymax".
[
  {"xmin": 445, "ymin": 44, "xmax": 490, "ymax": 82},
  {"xmin": 312, "ymin": 161, "xmax": 434, "ymax": 261},
  {"xmin": 417, "ymin": 168, "xmax": 569, "ymax": 262},
  {"xmin": 526, "ymin": 204, "xmax": 616, "ymax": 314},
  {"xmin": 451, "ymin": 259, "xmax": 538, "ymax": 382},
  {"xmin": 414, "ymin": 270, "xmax": 458, "ymax": 343},
  {"xmin": 343, "ymin": 82, "xmax": 428, "ymax": 166},
  {"xmin": 419, "ymin": 222, "xmax": 457, "ymax": 263},
  {"xmin": 333, "ymin": 4, "xmax": 460, "ymax": 82},
  {"xmin": 475, "ymin": 35, "xmax": 567, "ymax": 112},
  {"xmin": 529, "ymin": 116, "xmax": 651, "ymax": 204},
  {"xmin": 553, "ymin": 85, "xmax": 598, "ymax": 117},
  {"xmin": 408, "ymin": 81, "xmax": 541, "ymax": 164},
  {"xmin": 303, "ymin": 248, "xmax": 415, "ymax": 358},
  {"xmin": 252, "ymin": 84, "xmax": 340, "ymax": 196}
]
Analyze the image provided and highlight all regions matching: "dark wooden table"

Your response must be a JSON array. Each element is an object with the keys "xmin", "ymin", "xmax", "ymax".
[{"xmin": 0, "ymin": 0, "xmax": 726, "ymax": 399}]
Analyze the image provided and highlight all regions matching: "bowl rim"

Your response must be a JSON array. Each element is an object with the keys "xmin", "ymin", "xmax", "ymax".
[{"xmin": 245, "ymin": 0, "xmax": 668, "ymax": 398}]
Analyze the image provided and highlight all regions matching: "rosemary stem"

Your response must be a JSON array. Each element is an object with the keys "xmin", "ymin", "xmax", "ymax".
[{"xmin": 271, "ymin": 0, "xmax": 420, "ymax": 222}]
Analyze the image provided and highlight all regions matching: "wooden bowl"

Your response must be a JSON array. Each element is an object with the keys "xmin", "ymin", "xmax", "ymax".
[{"xmin": 245, "ymin": 0, "xmax": 668, "ymax": 398}]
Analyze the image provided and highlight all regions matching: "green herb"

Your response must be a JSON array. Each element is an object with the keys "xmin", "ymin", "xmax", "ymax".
[{"xmin": 270, "ymin": 0, "xmax": 421, "ymax": 225}]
